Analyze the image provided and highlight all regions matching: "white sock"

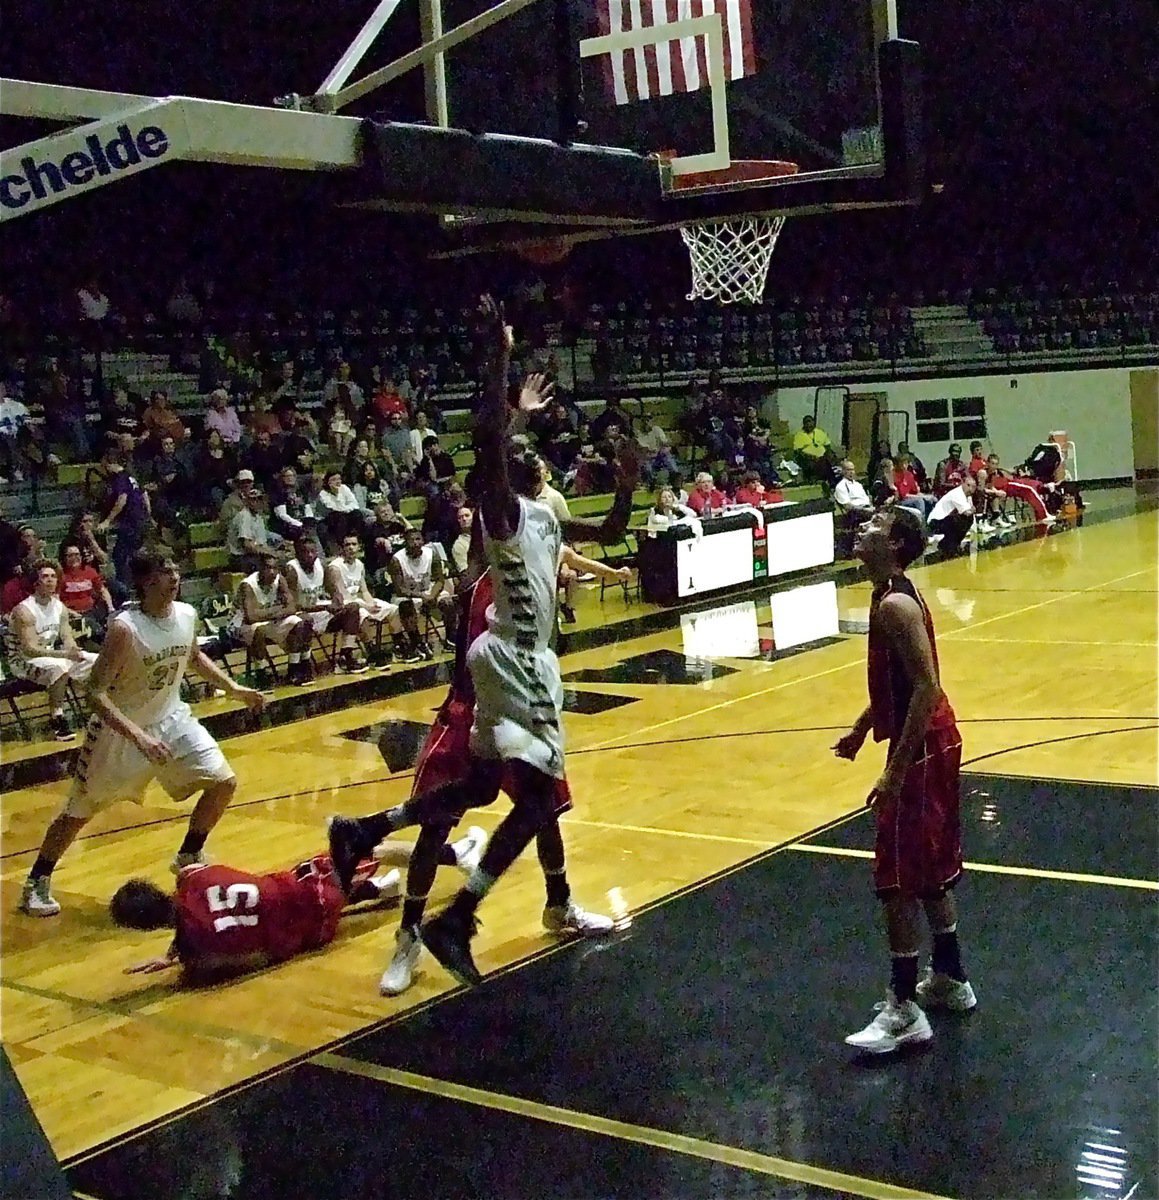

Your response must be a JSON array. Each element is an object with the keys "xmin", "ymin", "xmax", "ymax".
[
  {"xmin": 288, "ymin": 652, "xmax": 301, "ymax": 664},
  {"xmin": 341, "ymin": 634, "xmax": 358, "ymax": 650}
]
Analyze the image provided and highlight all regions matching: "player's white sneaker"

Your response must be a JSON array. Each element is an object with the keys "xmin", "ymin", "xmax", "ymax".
[
  {"xmin": 452, "ymin": 826, "xmax": 488, "ymax": 875},
  {"xmin": 369, "ymin": 868, "xmax": 402, "ymax": 902},
  {"xmin": 19, "ymin": 876, "xmax": 60, "ymax": 917},
  {"xmin": 380, "ymin": 926, "xmax": 423, "ymax": 996},
  {"xmin": 845, "ymin": 996, "xmax": 933, "ymax": 1054},
  {"xmin": 171, "ymin": 851, "xmax": 209, "ymax": 875},
  {"xmin": 543, "ymin": 901, "xmax": 615, "ymax": 937},
  {"xmin": 915, "ymin": 969, "xmax": 978, "ymax": 1011}
]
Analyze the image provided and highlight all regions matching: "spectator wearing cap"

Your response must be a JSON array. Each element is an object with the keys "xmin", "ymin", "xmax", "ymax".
[
  {"xmin": 205, "ymin": 389, "xmax": 243, "ymax": 445},
  {"xmin": 219, "ymin": 468, "xmax": 258, "ymax": 533},
  {"xmin": 226, "ymin": 483, "xmax": 284, "ymax": 569}
]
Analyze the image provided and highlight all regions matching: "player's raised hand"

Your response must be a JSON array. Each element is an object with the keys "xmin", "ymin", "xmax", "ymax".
[
  {"xmin": 518, "ymin": 372, "xmax": 554, "ymax": 414},
  {"xmin": 475, "ymin": 294, "xmax": 513, "ymax": 355},
  {"xmin": 615, "ymin": 566, "xmax": 633, "ymax": 581},
  {"xmin": 612, "ymin": 437, "xmax": 643, "ymax": 489}
]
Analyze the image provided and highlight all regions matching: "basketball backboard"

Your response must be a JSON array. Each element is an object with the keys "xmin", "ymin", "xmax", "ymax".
[{"xmin": 344, "ymin": 0, "xmax": 922, "ymax": 248}]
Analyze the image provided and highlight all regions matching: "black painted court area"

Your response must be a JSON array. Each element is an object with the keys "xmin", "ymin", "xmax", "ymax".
[{"xmin": 68, "ymin": 775, "xmax": 1158, "ymax": 1200}]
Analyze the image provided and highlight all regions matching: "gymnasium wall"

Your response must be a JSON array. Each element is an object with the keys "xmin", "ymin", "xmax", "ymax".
[{"xmin": 769, "ymin": 366, "xmax": 1139, "ymax": 481}]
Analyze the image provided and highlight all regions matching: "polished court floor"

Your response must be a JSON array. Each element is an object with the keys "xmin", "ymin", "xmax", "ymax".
[{"xmin": 2, "ymin": 496, "xmax": 1157, "ymax": 1199}]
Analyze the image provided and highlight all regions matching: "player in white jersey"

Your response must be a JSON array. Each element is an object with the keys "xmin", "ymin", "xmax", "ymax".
[
  {"xmin": 230, "ymin": 549, "xmax": 312, "ymax": 685},
  {"xmin": 418, "ymin": 297, "xmax": 640, "ymax": 985},
  {"xmin": 19, "ymin": 550, "xmax": 265, "ymax": 918},
  {"xmin": 388, "ymin": 528, "xmax": 458, "ymax": 658},
  {"xmin": 285, "ymin": 535, "xmax": 364, "ymax": 680},
  {"xmin": 325, "ymin": 534, "xmax": 406, "ymax": 671},
  {"xmin": 5, "ymin": 558, "xmax": 97, "ymax": 740}
]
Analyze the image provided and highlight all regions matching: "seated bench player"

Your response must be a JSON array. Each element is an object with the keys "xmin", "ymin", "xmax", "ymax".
[
  {"xmin": 110, "ymin": 827, "xmax": 487, "ymax": 977},
  {"xmin": 229, "ymin": 549, "xmax": 313, "ymax": 685}
]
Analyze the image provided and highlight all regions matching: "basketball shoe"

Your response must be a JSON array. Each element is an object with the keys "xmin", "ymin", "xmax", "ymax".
[
  {"xmin": 915, "ymin": 968, "xmax": 978, "ymax": 1011},
  {"xmin": 453, "ymin": 827, "xmax": 488, "ymax": 874},
  {"xmin": 543, "ymin": 900, "xmax": 615, "ymax": 937},
  {"xmin": 845, "ymin": 994, "xmax": 933, "ymax": 1054},
  {"xmin": 422, "ymin": 906, "xmax": 482, "ymax": 987},
  {"xmin": 20, "ymin": 876, "xmax": 60, "ymax": 917},
  {"xmin": 380, "ymin": 926, "xmax": 423, "ymax": 996}
]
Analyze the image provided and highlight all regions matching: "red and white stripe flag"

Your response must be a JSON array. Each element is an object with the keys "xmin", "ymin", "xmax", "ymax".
[{"xmin": 596, "ymin": 0, "xmax": 757, "ymax": 107}]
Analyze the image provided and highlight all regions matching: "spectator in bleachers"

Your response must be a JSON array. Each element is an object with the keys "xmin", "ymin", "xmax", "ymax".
[
  {"xmin": 344, "ymin": 437, "xmax": 378, "ymax": 486},
  {"xmin": 226, "ymin": 486, "xmax": 284, "ymax": 569},
  {"xmin": 0, "ymin": 379, "xmax": 32, "ymax": 484},
  {"xmin": 194, "ymin": 428, "xmax": 238, "ymax": 516},
  {"xmin": 143, "ymin": 435, "xmax": 190, "ymax": 538},
  {"xmin": 536, "ymin": 400, "xmax": 580, "ymax": 473},
  {"xmin": 686, "ymin": 471, "xmax": 727, "ymax": 518},
  {"xmin": 219, "ymin": 468, "xmax": 257, "ymax": 532},
  {"xmin": 381, "ymin": 411, "xmax": 416, "ymax": 480},
  {"xmin": 590, "ymin": 397, "xmax": 635, "ymax": 441},
  {"xmin": 62, "ymin": 510, "xmax": 112, "ymax": 583},
  {"xmin": 363, "ymin": 500, "xmax": 411, "ymax": 579},
  {"xmin": 315, "ymin": 469, "xmax": 364, "ymax": 549},
  {"xmin": 741, "ymin": 406, "xmax": 778, "ymax": 484},
  {"xmin": 635, "ymin": 413, "xmax": 681, "ymax": 486},
  {"xmin": 533, "ymin": 458, "xmax": 571, "ymax": 525},
  {"xmin": 270, "ymin": 360, "xmax": 303, "ymax": 408},
  {"xmin": 893, "ymin": 454, "xmax": 934, "ymax": 514},
  {"xmin": 933, "ymin": 443, "xmax": 967, "ymax": 496},
  {"xmin": 413, "ymin": 435, "xmax": 456, "ymax": 497},
  {"xmin": 449, "ymin": 505, "xmax": 473, "ymax": 579},
  {"xmin": 101, "ymin": 384, "xmax": 145, "ymax": 453},
  {"xmin": 76, "ymin": 277, "xmax": 111, "ymax": 349},
  {"xmin": 371, "ymin": 377, "xmax": 408, "ymax": 425},
  {"xmin": 0, "ymin": 511, "xmax": 22, "ymax": 582},
  {"xmin": 866, "ymin": 438, "xmax": 893, "ymax": 486},
  {"xmin": 141, "ymin": 389, "xmax": 189, "ymax": 453},
  {"xmin": 1, "ymin": 525, "xmax": 42, "ymax": 613},
  {"xmin": 408, "ymin": 411, "xmax": 437, "ymax": 466},
  {"xmin": 281, "ymin": 412, "xmax": 319, "ymax": 477},
  {"xmin": 896, "ymin": 441, "xmax": 929, "ymax": 491},
  {"xmin": 242, "ymin": 428, "xmax": 283, "ymax": 490},
  {"xmin": 58, "ymin": 541, "xmax": 113, "ymax": 639},
  {"xmin": 326, "ymin": 385, "xmax": 359, "ymax": 459},
  {"xmin": 422, "ymin": 481, "xmax": 468, "ymax": 554},
  {"xmin": 205, "ymin": 388, "xmax": 243, "ymax": 446},
  {"xmin": 41, "ymin": 360, "xmax": 89, "ymax": 464},
  {"xmin": 566, "ymin": 426, "xmax": 614, "ymax": 496},
  {"xmin": 352, "ymin": 460, "xmax": 396, "ymax": 521},
  {"xmin": 96, "ymin": 449, "xmax": 151, "ymax": 586},
  {"xmin": 270, "ymin": 465, "xmax": 317, "ymax": 542},
  {"xmin": 321, "ymin": 363, "xmax": 364, "ymax": 412},
  {"xmin": 792, "ymin": 415, "xmax": 839, "ymax": 486},
  {"xmin": 389, "ymin": 528, "xmax": 457, "ymax": 656},
  {"xmin": 834, "ymin": 460, "xmax": 874, "ymax": 517},
  {"xmin": 246, "ymin": 393, "xmax": 281, "ymax": 441}
]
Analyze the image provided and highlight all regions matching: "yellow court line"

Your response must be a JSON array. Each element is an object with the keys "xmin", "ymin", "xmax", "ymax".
[
  {"xmin": 312, "ymin": 1053, "xmax": 955, "ymax": 1200},
  {"xmin": 946, "ymin": 637, "xmax": 1158, "ymax": 648},
  {"xmin": 561, "ymin": 814, "xmax": 773, "ymax": 847},
  {"xmin": 791, "ymin": 843, "xmax": 1159, "ymax": 890}
]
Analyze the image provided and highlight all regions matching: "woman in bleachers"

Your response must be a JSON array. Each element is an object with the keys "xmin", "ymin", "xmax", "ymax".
[
  {"xmin": 352, "ymin": 460, "xmax": 397, "ymax": 521},
  {"xmin": 269, "ymin": 465, "xmax": 317, "ymax": 542},
  {"xmin": 315, "ymin": 469, "xmax": 364, "ymax": 551},
  {"xmin": 58, "ymin": 541, "xmax": 113, "ymax": 640},
  {"xmin": 192, "ymin": 428, "xmax": 238, "ymax": 517},
  {"xmin": 325, "ymin": 383, "xmax": 358, "ymax": 459}
]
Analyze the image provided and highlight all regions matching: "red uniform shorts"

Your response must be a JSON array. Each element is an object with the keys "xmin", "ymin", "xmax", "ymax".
[
  {"xmin": 873, "ymin": 725, "xmax": 963, "ymax": 899},
  {"xmin": 411, "ymin": 691, "xmax": 572, "ymax": 816}
]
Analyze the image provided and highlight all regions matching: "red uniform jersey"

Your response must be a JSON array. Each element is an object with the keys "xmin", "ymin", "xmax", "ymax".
[
  {"xmin": 867, "ymin": 575, "xmax": 957, "ymax": 744},
  {"xmin": 173, "ymin": 859, "xmax": 345, "ymax": 970}
]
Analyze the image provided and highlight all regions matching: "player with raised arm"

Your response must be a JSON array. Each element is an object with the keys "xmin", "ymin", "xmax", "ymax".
[
  {"xmin": 19, "ymin": 550, "xmax": 266, "ymax": 918},
  {"xmin": 329, "ymin": 300, "xmax": 640, "ymax": 990},
  {"xmin": 110, "ymin": 828, "xmax": 486, "ymax": 977},
  {"xmin": 833, "ymin": 506, "xmax": 975, "ymax": 1054}
]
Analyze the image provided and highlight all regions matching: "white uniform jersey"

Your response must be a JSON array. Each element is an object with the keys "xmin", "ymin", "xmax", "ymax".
[
  {"xmin": 328, "ymin": 556, "xmax": 367, "ymax": 603},
  {"xmin": 231, "ymin": 572, "xmax": 283, "ymax": 630},
  {"xmin": 5, "ymin": 594, "xmax": 64, "ymax": 669},
  {"xmin": 287, "ymin": 558, "xmax": 328, "ymax": 608},
  {"xmin": 483, "ymin": 496, "xmax": 562, "ymax": 654},
  {"xmin": 106, "ymin": 601, "xmax": 197, "ymax": 728},
  {"xmin": 391, "ymin": 546, "xmax": 434, "ymax": 597}
]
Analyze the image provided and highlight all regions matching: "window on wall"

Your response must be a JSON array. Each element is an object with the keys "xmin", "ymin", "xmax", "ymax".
[{"xmin": 916, "ymin": 396, "xmax": 987, "ymax": 445}]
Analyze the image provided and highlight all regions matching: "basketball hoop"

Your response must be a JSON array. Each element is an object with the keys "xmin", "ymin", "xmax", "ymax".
[
  {"xmin": 680, "ymin": 215, "xmax": 785, "ymax": 305},
  {"xmin": 655, "ymin": 153, "xmax": 797, "ymax": 305}
]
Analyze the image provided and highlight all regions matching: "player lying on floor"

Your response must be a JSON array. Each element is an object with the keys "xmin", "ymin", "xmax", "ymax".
[{"xmin": 110, "ymin": 827, "xmax": 487, "ymax": 976}]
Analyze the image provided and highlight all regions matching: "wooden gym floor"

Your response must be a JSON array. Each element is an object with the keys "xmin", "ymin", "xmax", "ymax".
[{"xmin": 2, "ymin": 491, "xmax": 1156, "ymax": 1199}]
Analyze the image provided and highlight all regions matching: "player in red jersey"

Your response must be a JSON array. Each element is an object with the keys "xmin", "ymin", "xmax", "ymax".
[
  {"xmin": 109, "ymin": 831, "xmax": 484, "ymax": 976},
  {"xmin": 833, "ymin": 505, "xmax": 976, "ymax": 1054}
]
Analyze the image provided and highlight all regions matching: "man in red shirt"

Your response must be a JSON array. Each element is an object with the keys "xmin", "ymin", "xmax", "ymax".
[
  {"xmin": 686, "ymin": 471, "xmax": 727, "ymax": 517},
  {"xmin": 833, "ymin": 505, "xmax": 975, "ymax": 1054},
  {"xmin": 966, "ymin": 441, "xmax": 987, "ymax": 479},
  {"xmin": 110, "ymin": 830, "xmax": 485, "ymax": 976},
  {"xmin": 933, "ymin": 443, "xmax": 966, "ymax": 496},
  {"xmin": 371, "ymin": 378, "xmax": 409, "ymax": 425}
]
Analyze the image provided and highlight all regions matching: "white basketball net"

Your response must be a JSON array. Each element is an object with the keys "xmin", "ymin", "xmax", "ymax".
[{"xmin": 680, "ymin": 215, "xmax": 786, "ymax": 304}]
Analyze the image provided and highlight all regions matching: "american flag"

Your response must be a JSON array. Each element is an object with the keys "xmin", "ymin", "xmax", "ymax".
[{"xmin": 596, "ymin": 0, "xmax": 757, "ymax": 107}]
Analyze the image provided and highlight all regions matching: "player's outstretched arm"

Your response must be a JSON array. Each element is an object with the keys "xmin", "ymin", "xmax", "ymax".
[
  {"xmin": 560, "ymin": 437, "xmax": 642, "ymax": 546},
  {"xmin": 560, "ymin": 545, "xmax": 632, "ymax": 583},
  {"xmin": 833, "ymin": 705, "xmax": 873, "ymax": 760},
  {"xmin": 189, "ymin": 646, "xmax": 266, "ymax": 714},
  {"xmin": 473, "ymin": 295, "xmax": 520, "ymax": 542},
  {"xmin": 125, "ymin": 940, "xmax": 181, "ymax": 974}
]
